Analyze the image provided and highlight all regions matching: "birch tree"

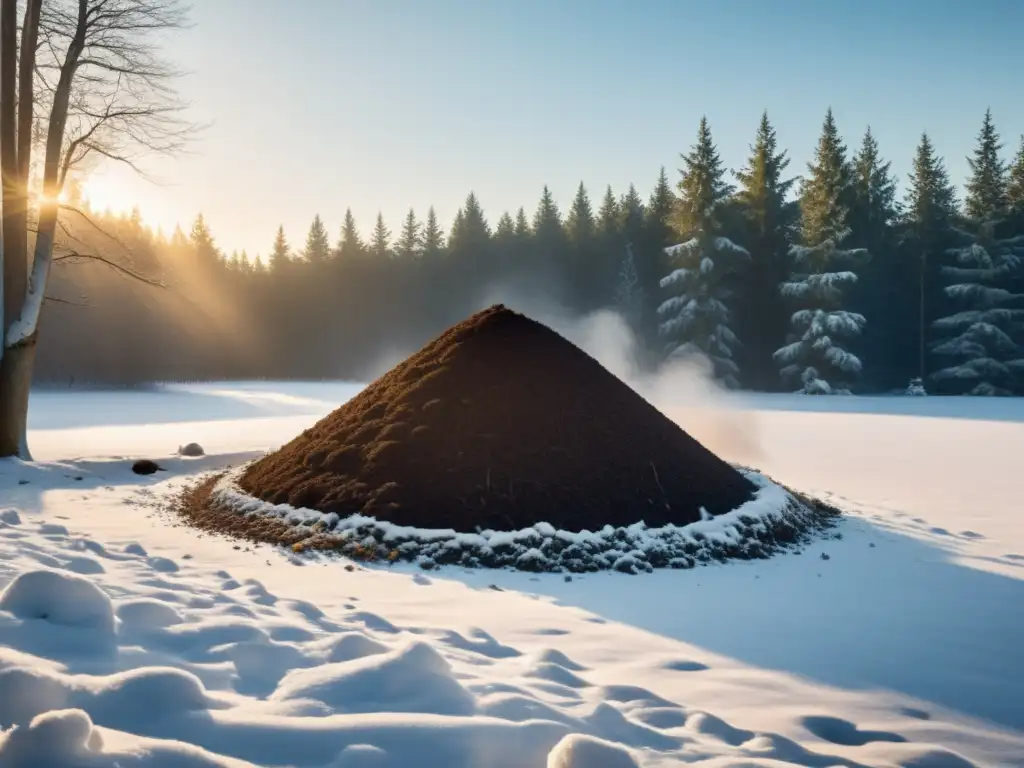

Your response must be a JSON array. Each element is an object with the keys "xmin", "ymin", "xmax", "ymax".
[{"xmin": 0, "ymin": 0, "xmax": 190, "ymax": 458}]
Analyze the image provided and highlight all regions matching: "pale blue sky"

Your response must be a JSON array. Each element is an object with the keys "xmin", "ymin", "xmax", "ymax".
[{"xmin": 81, "ymin": 0, "xmax": 1024, "ymax": 258}]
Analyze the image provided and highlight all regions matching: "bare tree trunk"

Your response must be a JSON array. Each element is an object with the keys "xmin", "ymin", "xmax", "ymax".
[
  {"xmin": 918, "ymin": 254, "xmax": 926, "ymax": 381},
  {"xmin": 0, "ymin": 0, "xmax": 82, "ymax": 459},
  {"xmin": 0, "ymin": 0, "xmax": 19, "ymax": 333},
  {"xmin": 0, "ymin": 334, "xmax": 33, "ymax": 457}
]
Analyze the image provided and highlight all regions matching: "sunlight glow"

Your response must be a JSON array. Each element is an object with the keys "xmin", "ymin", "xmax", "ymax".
[{"xmin": 79, "ymin": 173, "xmax": 135, "ymax": 216}]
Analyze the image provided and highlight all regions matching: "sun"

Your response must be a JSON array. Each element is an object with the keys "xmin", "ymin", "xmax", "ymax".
[{"xmin": 78, "ymin": 172, "xmax": 136, "ymax": 216}]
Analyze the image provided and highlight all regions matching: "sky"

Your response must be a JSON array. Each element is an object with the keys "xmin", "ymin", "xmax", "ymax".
[{"xmin": 79, "ymin": 0, "xmax": 1024, "ymax": 259}]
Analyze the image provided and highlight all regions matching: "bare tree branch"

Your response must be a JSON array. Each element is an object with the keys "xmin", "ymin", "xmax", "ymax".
[
  {"xmin": 36, "ymin": 0, "xmax": 196, "ymax": 190},
  {"xmin": 53, "ymin": 249, "xmax": 164, "ymax": 287},
  {"xmin": 43, "ymin": 293, "xmax": 89, "ymax": 306},
  {"xmin": 60, "ymin": 200, "xmax": 135, "ymax": 251}
]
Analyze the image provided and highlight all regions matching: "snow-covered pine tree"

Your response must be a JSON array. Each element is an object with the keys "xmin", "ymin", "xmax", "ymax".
[
  {"xmin": 930, "ymin": 110, "xmax": 1024, "ymax": 395},
  {"xmin": 775, "ymin": 109, "xmax": 869, "ymax": 394},
  {"xmin": 614, "ymin": 243, "xmax": 645, "ymax": 335},
  {"xmin": 930, "ymin": 225, "xmax": 1024, "ymax": 395},
  {"xmin": 658, "ymin": 117, "xmax": 749, "ymax": 388},
  {"xmin": 774, "ymin": 231, "xmax": 869, "ymax": 394}
]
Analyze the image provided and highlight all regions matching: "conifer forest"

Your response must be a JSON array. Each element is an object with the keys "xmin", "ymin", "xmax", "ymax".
[{"xmin": 39, "ymin": 109, "xmax": 1024, "ymax": 396}]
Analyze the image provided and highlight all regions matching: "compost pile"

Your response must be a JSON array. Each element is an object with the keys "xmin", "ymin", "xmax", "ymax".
[{"xmin": 239, "ymin": 304, "xmax": 756, "ymax": 533}]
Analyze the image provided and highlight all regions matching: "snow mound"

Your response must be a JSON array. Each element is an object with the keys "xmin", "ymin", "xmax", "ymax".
[
  {"xmin": 0, "ymin": 569, "xmax": 115, "ymax": 647},
  {"xmin": 546, "ymin": 733, "xmax": 640, "ymax": 768},
  {"xmin": 0, "ymin": 708, "xmax": 104, "ymax": 766},
  {"xmin": 204, "ymin": 465, "xmax": 837, "ymax": 573},
  {"xmin": 329, "ymin": 743, "xmax": 390, "ymax": 767},
  {"xmin": 271, "ymin": 641, "xmax": 476, "ymax": 716}
]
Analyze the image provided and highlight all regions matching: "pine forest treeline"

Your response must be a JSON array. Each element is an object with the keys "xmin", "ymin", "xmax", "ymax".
[{"xmin": 37, "ymin": 108, "xmax": 1024, "ymax": 395}]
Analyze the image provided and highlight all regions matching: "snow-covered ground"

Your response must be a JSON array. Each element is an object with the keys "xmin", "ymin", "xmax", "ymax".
[{"xmin": 2, "ymin": 382, "xmax": 1023, "ymax": 767}]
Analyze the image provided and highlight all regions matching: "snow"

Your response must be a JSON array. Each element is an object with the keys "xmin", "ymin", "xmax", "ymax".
[
  {"xmin": 1, "ymin": 382, "xmax": 1023, "ymax": 767},
  {"xmin": 209, "ymin": 463, "xmax": 827, "ymax": 573}
]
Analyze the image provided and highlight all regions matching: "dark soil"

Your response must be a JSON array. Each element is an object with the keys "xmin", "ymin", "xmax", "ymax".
[
  {"xmin": 132, "ymin": 459, "xmax": 162, "ymax": 475},
  {"xmin": 180, "ymin": 475, "xmax": 308, "ymax": 547},
  {"xmin": 240, "ymin": 305, "xmax": 756, "ymax": 533}
]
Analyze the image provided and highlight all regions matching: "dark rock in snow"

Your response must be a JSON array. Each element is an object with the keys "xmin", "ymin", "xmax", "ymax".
[
  {"xmin": 178, "ymin": 442, "xmax": 205, "ymax": 457},
  {"xmin": 132, "ymin": 459, "xmax": 163, "ymax": 476},
  {"xmin": 820, "ymin": 552, "xmax": 831, "ymax": 561}
]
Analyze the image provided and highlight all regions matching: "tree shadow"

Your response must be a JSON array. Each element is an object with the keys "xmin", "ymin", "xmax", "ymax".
[{"xmin": 454, "ymin": 516, "xmax": 1024, "ymax": 732}]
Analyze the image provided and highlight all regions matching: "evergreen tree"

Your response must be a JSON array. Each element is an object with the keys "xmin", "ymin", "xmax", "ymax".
[
  {"xmin": 800, "ymin": 108, "xmax": 853, "ymax": 244},
  {"xmin": 532, "ymin": 185, "xmax": 565, "ymax": 278},
  {"xmin": 421, "ymin": 206, "xmax": 445, "ymax": 258},
  {"xmin": 849, "ymin": 127, "xmax": 903, "ymax": 389},
  {"xmin": 514, "ymin": 207, "xmax": 530, "ymax": 239},
  {"xmin": 448, "ymin": 192, "xmax": 492, "ymax": 308},
  {"xmin": 189, "ymin": 213, "xmax": 219, "ymax": 269},
  {"xmin": 614, "ymin": 243, "xmax": 645, "ymax": 339},
  {"xmin": 598, "ymin": 185, "xmax": 619, "ymax": 235},
  {"xmin": 462, "ymin": 192, "xmax": 491, "ymax": 239},
  {"xmin": 370, "ymin": 212, "xmax": 392, "ymax": 258},
  {"xmin": 239, "ymin": 250, "xmax": 252, "ymax": 274},
  {"xmin": 774, "ymin": 233, "xmax": 869, "ymax": 393},
  {"xmin": 1008, "ymin": 135, "xmax": 1024, "ymax": 218},
  {"xmin": 964, "ymin": 109, "xmax": 1008, "ymax": 223},
  {"xmin": 932, "ymin": 114, "xmax": 1024, "ymax": 394},
  {"xmin": 269, "ymin": 225, "xmax": 291, "ymax": 273},
  {"xmin": 396, "ymin": 208, "xmax": 422, "ymax": 259},
  {"xmin": 645, "ymin": 166, "xmax": 675, "ymax": 263},
  {"xmin": 337, "ymin": 209, "xmax": 364, "ymax": 262},
  {"xmin": 303, "ymin": 214, "xmax": 331, "ymax": 263},
  {"xmin": 851, "ymin": 128, "xmax": 899, "ymax": 244},
  {"xmin": 565, "ymin": 182, "xmax": 597, "ymax": 309},
  {"xmin": 593, "ymin": 185, "xmax": 622, "ymax": 310},
  {"xmin": 493, "ymin": 211, "xmax": 516, "ymax": 278},
  {"xmin": 903, "ymin": 132, "xmax": 959, "ymax": 385},
  {"xmin": 618, "ymin": 184, "xmax": 645, "ymax": 245},
  {"xmin": 532, "ymin": 185, "xmax": 562, "ymax": 236},
  {"xmin": 659, "ymin": 117, "xmax": 748, "ymax": 387},
  {"xmin": 640, "ymin": 168, "xmax": 677, "ymax": 349},
  {"xmin": 513, "ymin": 206, "xmax": 532, "ymax": 265},
  {"xmin": 776, "ymin": 109, "xmax": 868, "ymax": 393},
  {"xmin": 495, "ymin": 211, "xmax": 515, "ymax": 239},
  {"xmin": 565, "ymin": 182, "xmax": 595, "ymax": 241},
  {"xmin": 931, "ymin": 222, "xmax": 1024, "ymax": 394},
  {"xmin": 449, "ymin": 192, "xmax": 490, "ymax": 250},
  {"xmin": 732, "ymin": 111, "xmax": 797, "ymax": 390}
]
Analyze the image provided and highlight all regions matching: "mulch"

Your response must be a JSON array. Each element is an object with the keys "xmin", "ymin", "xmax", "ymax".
[{"xmin": 239, "ymin": 304, "xmax": 756, "ymax": 533}]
